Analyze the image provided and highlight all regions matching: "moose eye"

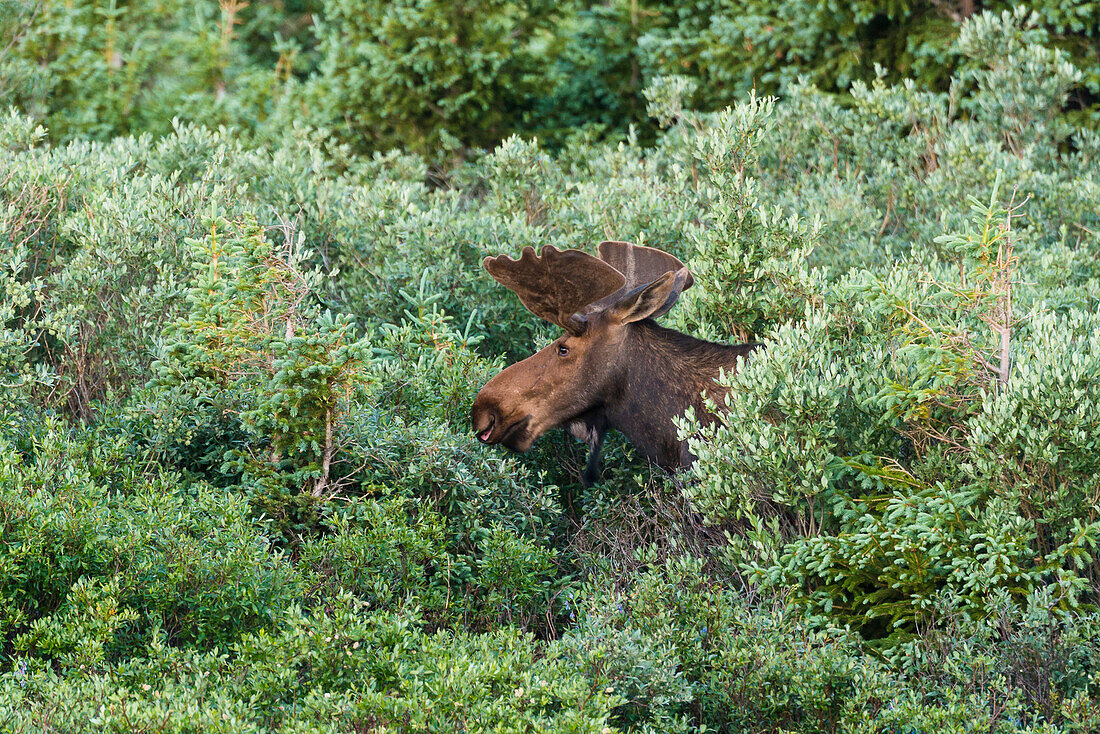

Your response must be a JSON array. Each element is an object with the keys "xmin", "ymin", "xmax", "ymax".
[{"xmin": 557, "ymin": 344, "xmax": 569, "ymax": 357}]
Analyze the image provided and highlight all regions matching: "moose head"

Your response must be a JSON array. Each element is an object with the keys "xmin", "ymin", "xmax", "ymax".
[{"xmin": 472, "ymin": 241, "xmax": 758, "ymax": 485}]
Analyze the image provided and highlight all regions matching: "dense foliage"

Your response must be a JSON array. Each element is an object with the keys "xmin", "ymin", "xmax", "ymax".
[
  {"xmin": 3, "ymin": 5, "xmax": 1100, "ymax": 732},
  {"xmin": 2, "ymin": 0, "xmax": 1099, "ymax": 156}
]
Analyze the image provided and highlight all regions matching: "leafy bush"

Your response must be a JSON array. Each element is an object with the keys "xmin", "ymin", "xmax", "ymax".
[
  {"xmin": 10, "ymin": 0, "xmax": 1098, "ymax": 156},
  {"xmin": 0, "ymin": 421, "xmax": 301, "ymax": 658},
  {"xmin": 306, "ymin": 0, "xmax": 559, "ymax": 158},
  {"xmin": 148, "ymin": 215, "xmax": 372, "ymax": 505},
  {"xmin": 299, "ymin": 496, "xmax": 448, "ymax": 611},
  {"xmin": 640, "ymin": 4, "xmax": 1100, "ymax": 124},
  {"xmin": 4, "ymin": 7, "xmax": 1100, "ymax": 731},
  {"xmin": 685, "ymin": 185, "xmax": 1100, "ymax": 642},
  {"xmin": 2, "ymin": 596, "xmax": 620, "ymax": 733}
]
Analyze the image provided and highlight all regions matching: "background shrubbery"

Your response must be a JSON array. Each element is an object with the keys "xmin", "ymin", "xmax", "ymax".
[
  {"xmin": 3, "ymin": 4, "xmax": 1100, "ymax": 732},
  {"xmin": 2, "ymin": 0, "xmax": 1099, "ymax": 156}
]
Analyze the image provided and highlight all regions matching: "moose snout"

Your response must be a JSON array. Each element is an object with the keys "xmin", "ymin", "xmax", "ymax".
[
  {"xmin": 473, "ymin": 357, "xmax": 549, "ymax": 451},
  {"xmin": 472, "ymin": 401, "xmax": 499, "ymax": 443},
  {"xmin": 471, "ymin": 386, "xmax": 536, "ymax": 451}
]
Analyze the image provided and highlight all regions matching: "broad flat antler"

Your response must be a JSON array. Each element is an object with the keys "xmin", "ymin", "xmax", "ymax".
[
  {"xmin": 484, "ymin": 245, "xmax": 625, "ymax": 334},
  {"xmin": 485, "ymin": 241, "xmax": 692, "ymax": 332},
  {"xmin": 586, "ymin": 241, "xmax": 694, "ymax": 314}
]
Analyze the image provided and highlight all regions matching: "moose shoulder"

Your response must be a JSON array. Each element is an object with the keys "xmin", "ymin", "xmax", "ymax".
[{"xmin": 471, "ymin": 241, "xmax": 761, "ymax": 485}]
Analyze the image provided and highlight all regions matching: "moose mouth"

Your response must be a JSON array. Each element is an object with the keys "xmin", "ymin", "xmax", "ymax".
[
  {"xmin": 475, "ymin": 413, "xmax": 497, "ymax": 443},
  {"xmin": 476, "ymin": 415, "xmax": 532, "ymax": 450}
]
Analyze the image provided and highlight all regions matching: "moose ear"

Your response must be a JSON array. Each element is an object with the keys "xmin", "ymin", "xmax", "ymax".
[{"xmin": 608, "ymin": 267, "xmax": 692, "ymax": 324}]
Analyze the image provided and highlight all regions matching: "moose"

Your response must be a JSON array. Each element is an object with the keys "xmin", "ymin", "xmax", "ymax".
[{"xmin": 471, "ymin": 241, "xmax": 761, "ymax": 485}]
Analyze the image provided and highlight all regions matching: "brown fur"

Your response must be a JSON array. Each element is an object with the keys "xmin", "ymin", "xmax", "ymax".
[
  {"xmin": 472, "ymin": 241, "xmax": 759, "ymax": 485},
  {"xmin": 607, "ymin": 321, "xmax": 760, "ymax": 470},
  {"xmin": 472, "ymin": 311, "xmax": 760, "ymax": 485}
]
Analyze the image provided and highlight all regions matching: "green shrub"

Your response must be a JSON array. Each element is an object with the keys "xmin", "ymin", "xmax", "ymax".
[
  {"xmin": 639, "ymin": 4, "xmax": 1100, "ymax": 125},
  {"xmin": 306, "ymin": 0, "xmax": 559, "ymax": 159},
  {"xmin": 4, "ymin": 7, "xmax": 1100, "ymax": 729},
  {"xmin": 149, "ymin": 215, "xmax": 372, "ymax": 505},
  {"xmin": 685, "ymin": 186, "xmax": 1100, "ymax": 641},
  {"xmin": 0, "ymin": 421, "xmax": 300, "ymax": 658},
  {"xmin": 556, "ymin": 612, "xmax": 693, "ymax": 731},
  {"xmin": 2, "ymin": 596, "xmax": 620, "ymax": 733},
  {"xmin": 299, "ymin": 496, "xmax": 448, "ymax": 612}
]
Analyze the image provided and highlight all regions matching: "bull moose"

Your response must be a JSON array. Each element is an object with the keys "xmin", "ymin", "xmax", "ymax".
[{"xmin": 471, "ymin": 240, "xmax": 760, "ymax": 485}]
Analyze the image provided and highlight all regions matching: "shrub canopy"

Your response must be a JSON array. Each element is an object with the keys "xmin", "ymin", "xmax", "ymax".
[{"xmin": 2, "ymin": 6, "xmax": 1100, "ymax": 733}]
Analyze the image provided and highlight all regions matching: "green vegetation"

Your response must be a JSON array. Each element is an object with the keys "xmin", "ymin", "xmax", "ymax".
[
  {"xmin": 2, "ymin": 0, "xmax": 1098, "ymax": 155},
  {"xmin": 3, "ymin": 3, "xmax": 1100, "ymax": 732}
]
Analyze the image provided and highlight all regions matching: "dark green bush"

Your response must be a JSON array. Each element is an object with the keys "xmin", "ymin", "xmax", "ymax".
[
  {"xmin": 6, "ymin": 0, "xmax": 1100, "ymax": 153},
  {"xmin": 306, "ymin": 0, "xmax": 560, "ymax": 158},
  {"xmin": 1, "ymin": 420, "xmax": 300, "ymax": 659},
  {"xmin": 2, "ymin": 596, "xmax": 620, "ymax": 732},
  {"xmin": 299, "ymin": 496, "xmax": 448, "ymax": 611}
]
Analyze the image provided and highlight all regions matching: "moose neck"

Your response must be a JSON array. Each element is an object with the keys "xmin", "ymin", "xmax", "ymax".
[{"xmin": 605, "ymin": 320, "xmax": 755, "ymax": 470}]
